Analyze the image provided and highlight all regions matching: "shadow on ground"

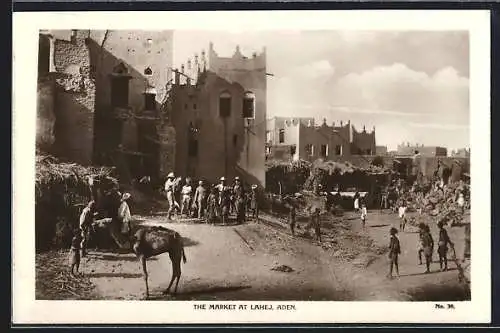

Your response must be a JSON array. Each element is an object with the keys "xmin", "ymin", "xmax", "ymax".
[
  {"xmin": 146, "ymin": 284, "xmax": 354, "ymax": 301},
  {"xmin": 86, "ymin": 272, "xmax": 143, "ymax": 278},
  {"xmin": 406, "ymin": 283, "xmax": 471, "ymax": 301}
]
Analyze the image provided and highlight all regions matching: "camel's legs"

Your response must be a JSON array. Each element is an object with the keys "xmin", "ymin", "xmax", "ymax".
[
  {"xmin": 173, "ymin": 254, "xmax": 182, "ymax": 294},
  {"xmin": 165, "ymin": 254, "xmax": 176, "ymax": 294},
  {"xmin": 140, "ymin": 255, "xmax": 149, "ymax": 299}
]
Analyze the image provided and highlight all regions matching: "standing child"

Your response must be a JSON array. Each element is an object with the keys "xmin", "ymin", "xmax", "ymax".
[
  {"xmin": 311, "ymin": 207, "xmax": 322, "ymax": 242},
  {"xmin": 69, "ymin": 229, "xmax": 82, "ymax": 276},
  {"xmin": 421, "ymin": 224, "xmax": 434, "ymax": 273},
  {"xmin": 289, "ymin": 204, "xmax": 297, "ymax": 236},
  {"xmin": 206, "ymin": 187, "xmax": 218, "ymax": 224},
  {"xmin": 438, "ymin": 221, "xmax": 454, "ymax": 271},
  {"xmin": 180, "ymin": 178, "xmax": 193, "ymax": 217},
  {"xmin": 360, "ymin": 203, "xmax": 367, "ymax": 228},
  {"xmin": 417, "ymin": 222, "xmax": 426, "ymax": 265},
  {"xmin": 388, "ymin": 227, "xmax": 401, "ymax": 279},
  {"xmin": 398, "ymin": 200, "xmax": 407, "ymax": 231},
  {"xmin": 353, "ymin": 192, "xmax": 360, "ymax": 213},
  {"xmin": 250, "ymin": 185, "xmax": 259, "ymax": 220}
]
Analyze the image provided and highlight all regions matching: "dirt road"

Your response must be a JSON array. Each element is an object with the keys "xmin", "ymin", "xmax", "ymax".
[
  {"xmin": 350, "ymin": 209, "xmax": 470, "ymax": 301},
  {"xmin": 79, "ymin": 217, "xmax": 355, "ymax": 301},
  {"xmin": 38, "ymin": 209, "xmax": 469, "ymax": 301}
]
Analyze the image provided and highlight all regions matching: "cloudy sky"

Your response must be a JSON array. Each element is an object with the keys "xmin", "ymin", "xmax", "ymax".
[{"xmin": 173, "ymin": 31, "xmax": 469, "ymax": 151}]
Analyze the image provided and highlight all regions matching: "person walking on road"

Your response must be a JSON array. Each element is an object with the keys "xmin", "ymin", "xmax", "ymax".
[
  {"xmin": 289, "ymin": 204, "xmax": 297, "ymax": 236},
  {"xmin": 388, "ymin": 227, "xmax": 401, "ymax": 279},
  {"xmin": 311, "ymin": 207, "xmax": 322, "ymax": 242},
  {"xmin": 421, "ymin": 224, "xmax": 434, "ymax": 273},
  {"xmin": 360, "ymin": 203, "xmax": 367, "ymax": 229},
  {"xmin": 437, "ymin": 221, "xmax": 454, "ymax": 271},
  {"xmin": 398, "ymin": 200, "xmax": 408, "ymax": 232}
]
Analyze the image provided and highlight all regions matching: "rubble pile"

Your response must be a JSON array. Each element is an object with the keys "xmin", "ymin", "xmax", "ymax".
[{"xmin": 398, "ymin": 180, "xmax": 469, "ymax": 227}]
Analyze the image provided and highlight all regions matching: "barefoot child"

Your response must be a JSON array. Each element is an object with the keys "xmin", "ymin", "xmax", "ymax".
[
  {"xmin": 438, "ymin": 220, "xmax": 454, "ymax": 271},
  {"xmin": 398, "ymin": 200, "xmax": 407, "ymax": 231},
  {"xmin": 360, "ymin": 203, "xmax": 367, "ymax": 228},
  {"xmin": 69, "ymin": 230, "xmax": 82, "ymax": 276},
  {"xmin": 289, "ymin": 204, "xmax": 297, "ymax": 236},
  {"xmin": 388, "ymin": 227, "xmax": 401, "ymax": 279},
  {"xmin": 311, "ymin": 207, "xmax": 322, "ymax": 242}
]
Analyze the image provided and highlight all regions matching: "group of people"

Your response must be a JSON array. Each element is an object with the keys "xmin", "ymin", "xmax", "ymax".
[
  {"xmin": 69, "ymin": 177, "xmax": 133, "ymax": 276},
  {"xmin": 162, "ymin": 172, "xmax": 259, "ymax": 225},
  {"xmin": 387, "ymin": 220, "xmax": 455, "ymax": 279}
]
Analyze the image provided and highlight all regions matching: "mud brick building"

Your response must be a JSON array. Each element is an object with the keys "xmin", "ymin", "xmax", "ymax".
[
  {"xmin": 36, "ymin": 31, "xmax": 267, "ymax": 187},
  {"xmin": 170, "ymin": 43, "xmax": 267, "ymax": 187},
  {"xmin": 266, "ymin": 116, "xmax": 376, "ymax": 162},
  {"xmin": 396, "ymin": 143, "xmax": 448, "ymax": 157}
]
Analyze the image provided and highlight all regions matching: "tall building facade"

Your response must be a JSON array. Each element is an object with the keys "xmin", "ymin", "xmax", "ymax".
[{"xmin": 169, "ymin": 43, "xmax": 267, "ymax": 188}]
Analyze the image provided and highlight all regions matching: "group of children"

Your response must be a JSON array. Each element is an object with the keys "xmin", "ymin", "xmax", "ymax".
[{"xmin": 387, "ymin": 219, "xmax": 455, "ymax": 279}]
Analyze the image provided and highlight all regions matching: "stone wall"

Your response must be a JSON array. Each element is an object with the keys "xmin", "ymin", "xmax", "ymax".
[
  {"xmin": 52, "ymin": 30, "xmax": 95, "ymax": 165},
  {"xmin": 36, "ymin": 74, "xmax": 56, "ymax": 152}
]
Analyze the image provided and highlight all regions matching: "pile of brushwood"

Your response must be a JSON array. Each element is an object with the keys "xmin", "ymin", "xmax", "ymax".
[
  {"xmin": 265, "ymin": 159, "xmax": 311, "ymax": 195},
  {"xmin": 36, "ymin": 251, "xmax": 97, "ymax": 300},
  {"xmin": 303, "ymin": 159, "xmax": 387, "ymax": 193},
  {"xmin": 35, "ymin": 153, "xmax": 116, "ymax": 251},
  {"xmin": 398, "ymin": 180, "xmax": 469, "ymax": 227}
]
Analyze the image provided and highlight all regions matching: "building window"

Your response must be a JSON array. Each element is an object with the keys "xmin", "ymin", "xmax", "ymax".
[
  {"xmin": 111, "ymin": 77, "xmax": 129, "ymax": 108},
  {"xmin": 242, "ymin": 91, "xmax": 255, "ymax": 118},
  {"xmin": 290, "ymin": 145, "xmax": 297, "ymax": 156},
  {"xmin": 305, "ymin": 144, "xmax": 314, "ymax": 157},
  {"xmin": 321, "ymin": 144, "xmax": 328, "ymax": 157},
  {"xmin": 335, "ymin": 145, "xmax": 342, "ymax": 156},
  {"xmin": 144, "ymin": 67, "xmax": 153, "ymax": 76},
  {"xmin": 278, "ymin": 129, "xmax": 285, "ymax": 143},
  {"xmin": 144, "ymin": 93, "xmax": 156, "ymax": 110},
  {"xmin": 219, "ymin": 91, "xmax": 231, "ymax": 118},
  {"xmin": 233, "ymin": 134, "xmax": 238, "ymax": 147}
]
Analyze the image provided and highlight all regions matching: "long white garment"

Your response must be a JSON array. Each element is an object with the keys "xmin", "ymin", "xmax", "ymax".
[{"xmin": 118, "ymin": 201, "xmax": 132, "ymax": 233}]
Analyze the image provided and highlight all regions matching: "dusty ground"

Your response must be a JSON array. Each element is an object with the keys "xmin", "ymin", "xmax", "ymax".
[{"xmin": 36, "ymin": 210, "xmax": 470, "ymax": 301}]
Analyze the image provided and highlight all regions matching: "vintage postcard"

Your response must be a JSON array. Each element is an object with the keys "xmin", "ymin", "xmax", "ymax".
[{"xmin": 12, "ymin": 10, "xmax": 491, "ymax": 324}]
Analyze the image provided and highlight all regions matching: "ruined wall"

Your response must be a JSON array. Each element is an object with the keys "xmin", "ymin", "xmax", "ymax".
[
  {"xmin": 52, "ymin": 30, "xmax": 95, "ymax": 165},
  {"xmin": 36, "ymin": 75, "xmax": 56, "ymax": 152},
  {"xmin": 88, "ymin": 30, "xmax": 174, "ymax": 178}
]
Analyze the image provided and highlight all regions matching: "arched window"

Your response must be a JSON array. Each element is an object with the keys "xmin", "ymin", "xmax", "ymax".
[
  {"xmin": 242, "ymin": 91, "xmax": 255, "ymax": 119},
  {"xmin": 111, "ymin": 63, "xmax": 130, "ymax": 107},
  {"xmin": 219, "ymin": 91, "xmax": 231, "ymax": 118},
  {"xmin": 144, "ymin": 67, "xmax": 153, "ymax": 76}
]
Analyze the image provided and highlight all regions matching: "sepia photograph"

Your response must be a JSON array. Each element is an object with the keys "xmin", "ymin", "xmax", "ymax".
[{"xmin": 13, "ymin": 10, "xmax": 491, "ymax": 324}]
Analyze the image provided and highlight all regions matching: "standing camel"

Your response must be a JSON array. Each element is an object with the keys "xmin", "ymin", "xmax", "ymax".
[
  {"xmin": 132, "ymin": 226, "xmax": 187, "ymax": 298},
  {"xmin": 91, "ymin": 215, "xmax": 188, "ymax": 299}
]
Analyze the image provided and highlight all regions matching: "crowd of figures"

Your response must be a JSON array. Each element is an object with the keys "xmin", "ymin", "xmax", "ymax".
[{"xmin": 161, "ymin": 173, "xmax": 259, "ymax": 226}]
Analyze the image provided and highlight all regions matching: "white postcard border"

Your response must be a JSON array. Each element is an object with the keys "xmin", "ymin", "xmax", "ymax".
[{"xmin": 12, "ymin": 10, "xmax": 491, "ymax": 324}]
